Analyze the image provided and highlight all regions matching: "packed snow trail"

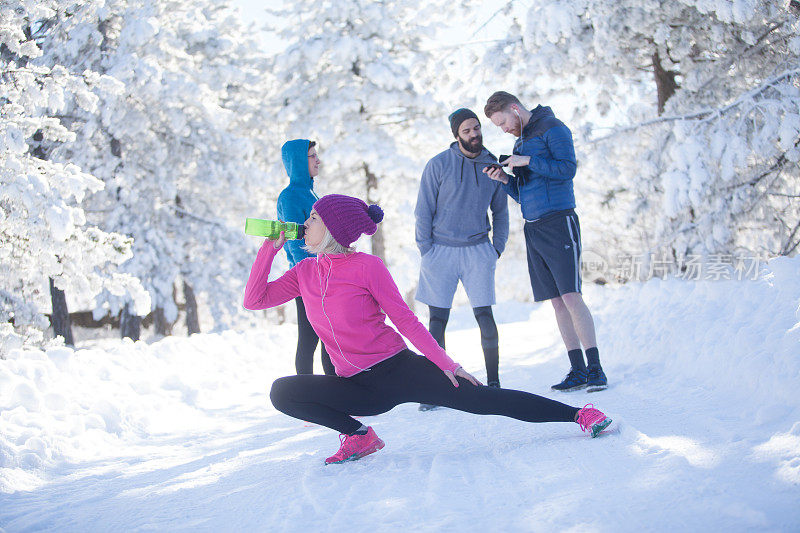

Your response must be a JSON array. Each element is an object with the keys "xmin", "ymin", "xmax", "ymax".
[{"xmin": 1, "ymin": 258, "xmax": 799, "ymax": 531}]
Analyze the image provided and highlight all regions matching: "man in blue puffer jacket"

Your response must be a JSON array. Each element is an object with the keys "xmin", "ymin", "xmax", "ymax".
[
  {"xmin": 482, "ymin": 91, "xmax": 608, "ymax": 393},
  {"xmin": 277, "ymin": 139, "xmax": 334, "ymax": 375}
]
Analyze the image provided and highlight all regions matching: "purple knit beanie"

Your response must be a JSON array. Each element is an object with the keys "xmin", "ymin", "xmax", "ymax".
[{"xmin": 313, "ymin": 194, "xmax": 384, "ymax": 248}]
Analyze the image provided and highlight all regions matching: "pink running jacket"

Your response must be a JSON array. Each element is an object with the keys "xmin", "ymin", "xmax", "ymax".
[{"xmin": 244, "ymin": 241, "xmax": 461, "ymax": 377}]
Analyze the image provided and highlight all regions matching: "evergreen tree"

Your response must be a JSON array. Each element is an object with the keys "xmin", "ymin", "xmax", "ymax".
[
  {"xmin": 37, "ymin": 0, "xmax": 279, "ymax": 334},
  {"xmin": 266, "ymin": 0, "xmax": 452, "ymax": 293},
  {"xmin": 467, "ymin": 0, "xmax": 800, "ymax": 276},
  {"xmin": 0, "ymin": 1, "xmax": 149, "ymax": 352}
]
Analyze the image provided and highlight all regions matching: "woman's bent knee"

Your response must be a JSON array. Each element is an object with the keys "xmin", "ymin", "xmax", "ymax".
[{"xmin": 269, "ymin": 375, "xmax": 297, "ymax": 411}]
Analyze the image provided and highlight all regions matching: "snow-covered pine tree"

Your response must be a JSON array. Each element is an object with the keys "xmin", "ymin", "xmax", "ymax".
[
  {"xmin": 579, "ymin": 0, "xmax": 800, "ymax": 270},
  {"xmin": 473, "ymin": 0, "xmax": 800, "ymax": 277},
  {"xmin": 36, "ymin": 0, "xmax": 279, "ymax": 336},
  {"xmin": 0, "ymin": 1, "xmax": 149, "ymax": 352},
  {"xmin": 266, "ymin": 0, "xmax": 453, "ymax": 295}
]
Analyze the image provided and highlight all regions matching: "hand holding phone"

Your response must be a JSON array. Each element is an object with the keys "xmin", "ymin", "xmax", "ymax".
[
  {"xmin": 483, "ymin": 164, "xmax": 509, "ymax": 184},
  {"xmin": 484, "ymin": 156, "xmax": 512, "ymax": 173}
]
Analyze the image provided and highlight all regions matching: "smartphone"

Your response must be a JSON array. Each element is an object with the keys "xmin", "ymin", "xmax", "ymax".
[{"xmin": 484, "ymin": 163, "xmax": 503, "ymax": 172}]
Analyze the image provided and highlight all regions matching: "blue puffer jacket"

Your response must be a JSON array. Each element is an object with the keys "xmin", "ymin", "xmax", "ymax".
[
  {"xmin": 277, "ymin": 139, "xmax": 319, "ymax": 266},
  {"xmin": 503, "ymin": 106, "xmax": 577, "ymax": 220}
]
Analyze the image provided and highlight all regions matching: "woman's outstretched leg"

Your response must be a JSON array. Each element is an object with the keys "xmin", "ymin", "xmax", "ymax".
[
  {"xmin": 391, "ymin": 354, "xmax": 612, "ymax": 435},
  {"xmin": 385, "ymin": 352, "xmax": 580, "ymax": 423}
]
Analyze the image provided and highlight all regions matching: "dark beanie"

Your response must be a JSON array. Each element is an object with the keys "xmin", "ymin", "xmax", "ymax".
[
  {"xmin": 313, "ymin": 194, "xmax": 384, "ymax": 248},
  {"xmin": 449, "ymin": 108, "xmax": 479, "ymax": 137}
]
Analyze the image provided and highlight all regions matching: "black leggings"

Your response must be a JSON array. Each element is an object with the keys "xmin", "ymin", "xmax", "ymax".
[
  {"xmin": 270, "ymin": 349, "xmax": 579, "ymax": 435},
  {"xmin": 295, "ymin": 297, "xmax": 335, "ymax": 375},
  {"xmin": 429, "ymin": 305, "xmax": 499, "ymax": 383}
]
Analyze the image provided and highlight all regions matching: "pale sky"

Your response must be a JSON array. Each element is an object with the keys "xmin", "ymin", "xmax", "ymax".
[{"xmin": 229, "ymin": 0, "xmax": 288, "ymax": 54}]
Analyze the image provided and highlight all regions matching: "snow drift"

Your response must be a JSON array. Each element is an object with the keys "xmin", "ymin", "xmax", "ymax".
[{"xmin": 1, "ymin": 257, "xmax": 798, "ymax": 531}]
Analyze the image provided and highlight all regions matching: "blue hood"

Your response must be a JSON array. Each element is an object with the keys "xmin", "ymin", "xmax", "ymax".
[
  {"xmin": 277, "ymin": 138, "xmax": 319, "ymax": 266},
  {"xmin": 281, "ymin": 139, "xmax": 312, "ymax": 188}
]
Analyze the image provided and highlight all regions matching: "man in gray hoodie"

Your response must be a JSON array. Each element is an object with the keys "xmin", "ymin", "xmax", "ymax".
[{"xmin": 415, "ymin": 108, "xmax": 509, "ymax": 406}]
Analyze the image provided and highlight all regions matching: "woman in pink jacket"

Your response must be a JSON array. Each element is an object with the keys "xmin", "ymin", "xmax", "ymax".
[{"xmin": 244, "ymin": 194, "xmax": 611, "ymax": 465}]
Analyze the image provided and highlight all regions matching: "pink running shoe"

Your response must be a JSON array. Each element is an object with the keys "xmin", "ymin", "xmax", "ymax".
[
  {"xmin": 576, "ymin": 404, "xmax": 612, "ymax": 438},
  {"xmin": 325, "ymin": 427, "xmax": 385, "ymax": 465}
]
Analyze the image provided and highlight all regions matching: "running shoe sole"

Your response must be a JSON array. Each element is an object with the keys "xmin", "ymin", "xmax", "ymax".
[
  {"xmin": 591, "ymin": 418, "xmax": 613, "ymax": 438},
  {"xmin": 552, "ymin": 383, "xmax": 588, "ymax": 392}
]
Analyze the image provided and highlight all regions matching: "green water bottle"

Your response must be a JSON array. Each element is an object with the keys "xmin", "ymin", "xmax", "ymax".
[{"xmin": 244, "ymin": 218, "xmax": 305, "ymax": 240}]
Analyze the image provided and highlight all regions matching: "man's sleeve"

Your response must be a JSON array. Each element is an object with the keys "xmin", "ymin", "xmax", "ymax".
[
  {"xmin": 414, "ymin": 159, "xmax": 440, "ymax": 256},
  {"xmin": 501, "ymin": 177, "xmax": 521, "ymax": 204},
  {"xmin": 490, "ymin": 185, "xmax": 509, "ymax": 256},
  {"xmin": 525, "ymin": 125, "xmax": 577, "ymax": 181}
]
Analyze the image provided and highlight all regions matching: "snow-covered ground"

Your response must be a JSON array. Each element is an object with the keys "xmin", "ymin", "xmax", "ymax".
[{"xmin": 1, "ymin": 257, "xmax": 799, "ymax": 532}]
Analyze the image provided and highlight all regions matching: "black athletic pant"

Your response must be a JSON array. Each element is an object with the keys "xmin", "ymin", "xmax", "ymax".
[
  {"xmin": 473, "ymin": 306, "xmax": 499, "ymax": 383},
  {"xmin": 429, "ymin": 305, "xmax": 499, "ymax": 383},
  {"xmin": 270, "ymin": 349, "xmax": 579, "ymax": 435},
  {"xmin": 295, "ymin": 297, "xmax": 335, "ymax": 376}
]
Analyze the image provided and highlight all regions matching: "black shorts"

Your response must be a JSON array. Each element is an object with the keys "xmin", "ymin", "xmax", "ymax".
[{"xmin": 523, "ymin": 209, "xmax": 582, "ymax": 301}]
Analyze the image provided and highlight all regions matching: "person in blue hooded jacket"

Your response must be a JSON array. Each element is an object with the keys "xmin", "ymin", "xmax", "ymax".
[
  {"xmin": 277, "ymin": 139, "xmax": 335, "ymax": 375},
  {"xmin": 482, "ymin": 91, "xmax": 608, "ymax": 393}
]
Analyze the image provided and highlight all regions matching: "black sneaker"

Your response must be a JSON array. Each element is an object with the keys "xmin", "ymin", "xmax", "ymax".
[
  {"xmin": 586, "ymin": 365, "xmax": 608, "ymax": 392},
  {"xmin": 487, "ymin": 380, "xmax": 500, "ymax": 388},
  {"xmin": 551, "ymin": 368, "xmax": 588, "ymax": 392}
]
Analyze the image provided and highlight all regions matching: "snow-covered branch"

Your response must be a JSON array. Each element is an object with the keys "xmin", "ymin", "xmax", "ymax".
[{"xmin": 587, "ymin": 68, "xmax": 800, "ymax": 144}]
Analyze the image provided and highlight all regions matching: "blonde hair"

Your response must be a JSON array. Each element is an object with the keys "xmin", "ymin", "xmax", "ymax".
[{"xmin": 303, "ymin": 226, "xmax": 354, "ymax": 255}]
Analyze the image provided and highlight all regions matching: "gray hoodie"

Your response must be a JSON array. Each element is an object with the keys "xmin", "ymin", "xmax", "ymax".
[{"xmin": 415, "ymin": 142, "xmax": 509, "ymax": 256}]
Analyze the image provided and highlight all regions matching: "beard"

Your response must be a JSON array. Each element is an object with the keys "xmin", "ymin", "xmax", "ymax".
[{"xmin": 458, "ymin": 133, "xmax": 483, "ymax": 154}]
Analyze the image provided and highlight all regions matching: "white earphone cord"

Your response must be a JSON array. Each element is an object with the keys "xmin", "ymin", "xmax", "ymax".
[{"xmin": 317, "ymin": 255, "xmax": 369, "ymax": 373}]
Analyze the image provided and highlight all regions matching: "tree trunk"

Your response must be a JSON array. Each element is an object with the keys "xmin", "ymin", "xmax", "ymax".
[
  {"xmin": 404, "ymin": 287, "xmax": 416, "ymax": 314},
  {"xmin": 153, "ymin": 307, "xmax": 172, "ymax": 337},
  {"xmin": 183, "ymin": 280, "xmax": 200, "ymax": 335},
  {"xmin": 653, "ymin": 50, "xmax": 679, "ymax": 116},
  {"xmin": 120, "ymin": 302, "xmax": 141, "ymax": 341},
  {"xmin": 49, "ymin": 278, "xmax": 74, "ymax": 346},
  {"xmin": 37, "ymin": 141, "xmax": 74, "ymax": 347},
  {"xmin": 363, "ymin": 163, "xmax": 386, "ymax": 261}
]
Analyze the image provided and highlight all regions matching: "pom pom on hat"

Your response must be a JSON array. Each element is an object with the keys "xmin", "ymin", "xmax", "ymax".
[
  {"xmin": 367, "ymin": 204, "xmax": 384, "ymax": 224},
  {"xmin": 313, "ymin": 194, "xmax": 383, "ymax": 248}
]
